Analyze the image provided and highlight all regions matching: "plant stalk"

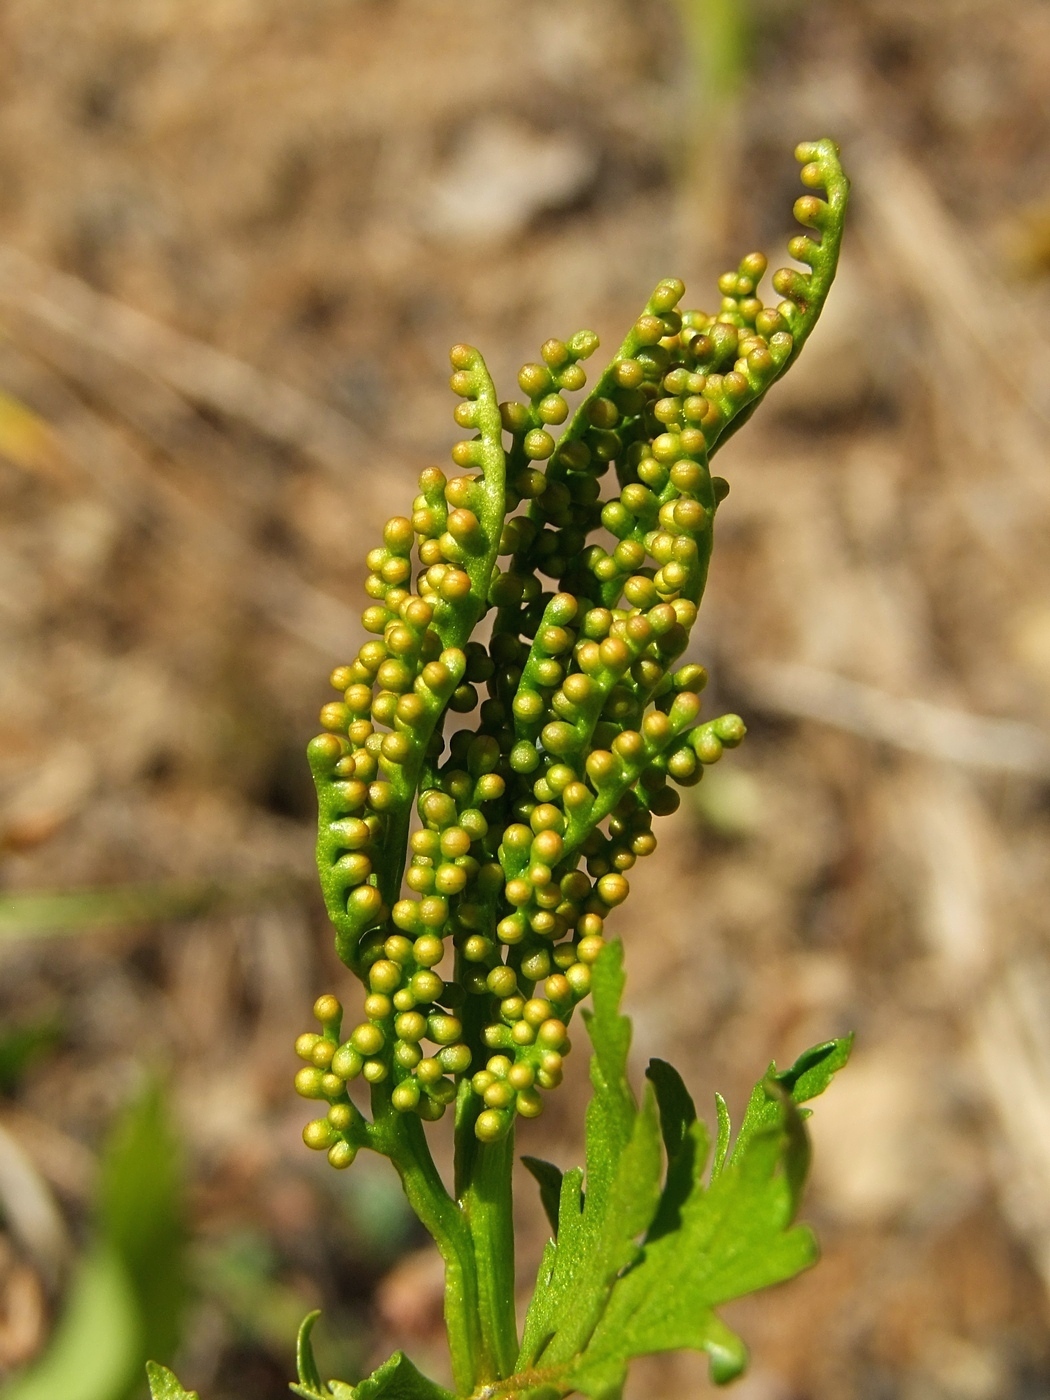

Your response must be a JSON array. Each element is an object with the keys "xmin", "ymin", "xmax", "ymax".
[
  {"xmin": 372, "ymin": 1089, "xmax": 484, "ymax": 1394},
  {"xmin": 459, "ymin": 1128, "xmax": 518, "ymax": 1383}
]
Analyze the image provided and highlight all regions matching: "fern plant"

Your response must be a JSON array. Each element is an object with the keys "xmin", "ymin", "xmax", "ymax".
[{"xmin": 150, "ymin": 138, "xmax": 850, "ymax": 1400}]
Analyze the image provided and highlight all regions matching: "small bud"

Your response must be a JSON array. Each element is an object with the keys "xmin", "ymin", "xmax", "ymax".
[
  {"xmin": 544, "ymin": 974, "xmax": 572, "ymax": 1005},
  {"xmin": 427, "ymin": 1013, "xmax": 463, "ymax": 1045},
  {"xmin": 332, "ymin": 1044, "xmax": 364, "ymax": 1080},
  {"xmin": 577, "ymin": 934, "xmax": 606, "ymax": 964},
  {"xmin": 475, "ymin": 1108, "xmax": 510, "ymax": 1142},
  {"xmin": 328, "ymin": 1103, "xmax": 354, "ymax": 1131},
  {"xmin": 487, "ymin": 966, "xmax": 518, "ymax": 997},
  {"xmin": 523, "ymin": 998, "xmax": 553, "ymax": 1027},
  {"xmin": 295, "ymin": 1067, "xmax": 326, "ymax": 1099},
  {"xmin": 484, "ymin": 1080, "xmax": 516, "ymax": 1110},
  {"xmin": 328, "ymin": 1141, "xmax": 357, "ymax": 1169},
  {"xmin": 369, "ymin": 959, "xmax": 402, "ymax": 994},
  {"xmin": 565, "ymin": 962, "xmax": 591, "ymax": 997},
  {"xmin": 498, "ymin": 914, "xmax": 527, "ymax": 944},
  {"xmin": 530, "ymin": 804, "xmax": 564, "ymax": 835},
  {"xmin": 413, "ymin": 933, "xmax": 445, "ymax": 966},
  {"xmin": 516, "ymin": 1088, "xmax": 544, "ymax": 1118},
  {"xmin": 412, "ymin": 969, "xmax": 445, "ymax": 1002},
  {"xmin": 520, "ymin": 948, "xmax": 551, "ymax": 981},
  {"xmin": 303, "ymin": 1119, "xmax": 337, "ymax": 1151},
  {"xmin": 350, "ymin": 1023, "xmax": 385, "ymax": 1056},
  {"xmin": 439, "ymin": 1043, "xmax": 472, "ymax": 1075},
  {"xmin": 524, "ymin": 429, "xmax": 556, "ymax": 460}
]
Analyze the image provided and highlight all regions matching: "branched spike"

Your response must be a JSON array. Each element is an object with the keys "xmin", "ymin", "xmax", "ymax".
[{"xmin": 301, "ymin": 141, "xmax": 847, "ymax": 1162}]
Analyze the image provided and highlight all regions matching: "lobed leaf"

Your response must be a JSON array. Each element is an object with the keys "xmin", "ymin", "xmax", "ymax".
[
  {"xmin": 580, "ymin": 941, "xmax": 636, "ymax": 1214},
  {"xmin": 292, "ymin": 1314, "xmax": 454, "ymax": 1400},
  {"xmin": 7, "ymin": 1082, "xmax": 186, "ymax": 1400},
  {"xmin": 292, "ymin": 1310, "xmax": 328, "ymax": 1397},
  {"xmin": 543, "ymin": 1086, "xmax": 663, "ymax": 1366},
  {"xmin": 522, "ymin": 1155, "xmax": 565, "ymax": 1237},
  {"xmin": 516, "ymin": 969, "xmax": 851, "ymax": 1395},
  {"xmin": 726, "ymin": 1035, "xmax": 853, "ymax": 1207},
  {"xmin": 147, "ymin": 1361, "xmax": 200, "ymax": 1400},
  {"xmin": 342, "ymin": 1350, "xmax": 455, "ymax": 1400},
  {"xmin": 644, "ymin": 1058, "xmax": 708, "ymax": 1240},
  {"xmin": 519, "ymin": 942, "xmax": 659, "ymax": 1370},
  {"xmin": 5, "ymin": 1246, "xmax": 140, "ymax": 1400}
]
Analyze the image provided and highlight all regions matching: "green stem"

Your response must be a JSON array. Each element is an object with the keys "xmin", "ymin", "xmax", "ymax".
[
  {"xmin": 455, "ymin": 1095, "xmax": 519, "ymax": 1383},
  {"xmin": 371, "ymin": 1088, "xmax": 484, "ymax": 1395}
]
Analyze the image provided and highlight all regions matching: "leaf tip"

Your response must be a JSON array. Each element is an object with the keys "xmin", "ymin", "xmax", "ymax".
[
  {"xmin": 296, "ymin": 1310, "xmax": 327, "ymax": 1395},
  {"xmin": 147, "ymin": 1360, "xmax": 200, "ymax": 1400}
]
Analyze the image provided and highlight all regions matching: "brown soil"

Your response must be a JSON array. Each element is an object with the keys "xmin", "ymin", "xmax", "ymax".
[{"xmin": 1, "ymin": 2, "xmax": 1050, "ymax": 1397}]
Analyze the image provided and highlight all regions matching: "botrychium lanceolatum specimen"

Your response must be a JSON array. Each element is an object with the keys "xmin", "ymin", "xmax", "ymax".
[
  {"xmin": 297, "ymin": 142, "xmax": 846, "ymax": 1166},
  {"xmin": 144, "ymin": 140, "xmax": 852, "ymax": 1400}
]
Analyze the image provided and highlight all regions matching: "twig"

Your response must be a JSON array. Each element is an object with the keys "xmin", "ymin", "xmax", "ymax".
[
  {"xmin": 0, "ymin": 341, "xmax": 363, "ymax": 657},
  {"xmin": 0, "ymin": 241, "xmax": 372, "ymax": 478},
  {"xmin": 854, "ymin": 140, "xmax": 1050, "ymax": 429},
  {"xmin": 0, "ymin": 1122, "xmax": 72, "ymax": 1292},
  {"xmin": 740, "ymin": 660, "xmax": 1050, "ymax": 778},
  {"xmin": 0, "ymin": 877, "xmax": 309, "ymax": 942},
  {"xmin": 902, "ymin": 768, "xmax": 1050, "ymax": 1298}
]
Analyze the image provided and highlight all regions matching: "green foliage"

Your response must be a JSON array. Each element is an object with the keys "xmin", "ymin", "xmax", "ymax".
[
  {"xmin": 0, "ymin": 1012, "xmax": 62, "ymax": 1092},
  {"xmin": 297, "ymin": 138, "xmax": 848, "ymax": 1168},
  {"xmin": 511, "ymin": 944, "xmax": 851, "ymax": 1397},
  {"xmin": 99, "ymin": 1081, "xmax": 187, "ymax": 1366},
  {"xmin": 6, "ymin": 1247, "xmax": 140, "ymax": 1400},
  {"xmin": 155, "ymin": 139, "xmax": 851, "ymax": 1399},
  {"xmin": 272, "ymin": 956, "xmax": 848, "ymax": 1400},
  {"xmin": 8, "ymin": 1082, "xmax": 185, "ymax": 1400},
  {"xmin": 146, "ymin": 1362, "xmax": 199, "ymax": 1400},
  {"xmin": 291, "ymin": 1312, "xmax": 454, "ymax": 1400},
  {"xmin": 0, "ymin": 878, "xmax": 300, "ymax": 943},
  {"xmin": 675, "ymin": 0, "xmax": 752, "ymax": 111}
]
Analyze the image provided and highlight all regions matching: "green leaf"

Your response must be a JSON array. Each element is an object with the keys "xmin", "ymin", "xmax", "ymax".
[
  {"xmin": 6, "ymin": 1081, "xmax": 188, "ymax": 1400},
  {"xmin": 645, "ymin": 1059, "xmax": 708, "ymax": 1240},
  {"xmin": 711, "ymin": 1091, "xmax": 731, "ymax": 1179},
  {"xmin": 697, "ymin": 1315, "xmax": 750, "ymax": 1385},
  {"xmin": 343, "ymin": 1350, "xmax": 454, "ymax": 1399},
  {"xmin": 517, "ymin": 1034, "xmax": 850, "ymax": 1394},
  {"xmin": 520, "ymin": 943, "xmax": 660, "ymax": 1371},
  {"xmin": 568, "ymin": 1093, "xmax": 815, "ymax": 1388},
  {"xmin": 521, "ymin": 943, "xmax": 635, "ymax": 1370},
  {"xmin": 775, "ymin": 1034, "xmax": 854, "ymax": 1102},
  {"xmin": 564, "ymin": 1356, "xmax": 627, "ymax": 1399},
  {"xmin": 293, "ymin": 1310, "xmax": 327, "ymax": 1396},
  {"xmin": 645, "ymin": 1058, "xmax": 696, "ymax": 1158},
  {"xmin": 519, "ymin": 1170, "xmax": 583, "ymax": 1366},
  {"xmin": 0, "ymin": 1013, "xmax": 62, "ymax": 1092},
  {"xmin": 147, "ymin": 1361, "xmax": 200, "ymax": 1400},
  {"xmin": 729, "ymin": 1036, "xmax": 853, "ymax": 1208},
  {"xmin": 99, "ymin": 1079, "xmax": 187, "ymax": 1365},
  {"xmin": 290, "ymin": 1322, "xmax": 453, "ymax": 1400},
  {"xmin": 4, "ymin": 1245, "xmax": 141, "ymax": 1400},
  {"xmin": 580, "ymin": 941, "xmax": 636, "ymax": 1215},
  {"xmin": 544, "ymin": 1086, "xmax": 663, "ymax": 1365},
  {"xmin": 522, "ymin": 1156, "xmax": 564, "ymax": 1237}
]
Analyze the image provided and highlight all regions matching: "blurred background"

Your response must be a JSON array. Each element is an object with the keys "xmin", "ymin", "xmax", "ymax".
[{"xmin": 1, "ymin": 1, "xmax": 1049, "ymax": 1397}]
